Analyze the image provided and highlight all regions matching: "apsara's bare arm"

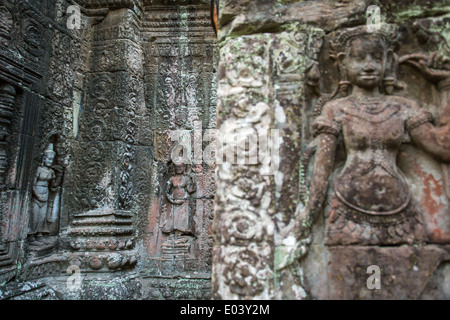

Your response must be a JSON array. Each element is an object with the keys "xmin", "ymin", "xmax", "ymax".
[
  {"xmin": 402, "ymin": 52, "xmax": 450, "ymax": 162},
  {"xmin": 294, "ymin": 132, "xmax": 337, "ymax": 238},
  {"xmin": 408, "ymin": 82, "xmax": 450, "ymax": 163}
]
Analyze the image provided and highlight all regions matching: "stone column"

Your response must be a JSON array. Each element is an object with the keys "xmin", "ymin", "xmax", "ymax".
[
  {"xmin": 65, "ymin": 8, "xmax": 144, "ymax": 272},
  {"xmin": 212, "ymin": 26, "xmax": 327, "ymax": 299}
]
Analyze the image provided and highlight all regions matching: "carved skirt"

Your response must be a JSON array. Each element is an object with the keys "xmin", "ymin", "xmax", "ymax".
[
  {"xmin": 29, "ymin": 199, "xmax": 48, "ymax": 235},
  {"xmin": 325, "ymin": 195, "xmax": 429, "ymax": 246},
  {"xmin": 162, "ymin": 201, "xmax": 193, "ymax": 235}
]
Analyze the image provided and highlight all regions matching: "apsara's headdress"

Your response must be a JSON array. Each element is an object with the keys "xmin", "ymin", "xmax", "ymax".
[
  {"xmin": 329, "ymin": 24, "xmax": 399, "ymax": 97},
  {"xmin": 330, "ymin": 24, "xmax": 398, "ymax": 55},
  {"xmin": 44, "ymin": 143, "xmax": 56, "ymax": 157}
]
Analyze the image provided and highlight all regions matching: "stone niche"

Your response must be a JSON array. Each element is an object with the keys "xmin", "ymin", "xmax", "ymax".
[
  {"xmin": 0, "ymin": 0, "xmax": 217, "ymax": 300},
  {"xmin": 213, "ymin": 0, "xmax": 450, "ymax": 300}
]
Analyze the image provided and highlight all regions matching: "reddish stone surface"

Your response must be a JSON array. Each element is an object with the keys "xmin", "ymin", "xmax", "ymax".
[{"xmin": 400, "ymin": 151, "xmax": 450, "ymax": 243}]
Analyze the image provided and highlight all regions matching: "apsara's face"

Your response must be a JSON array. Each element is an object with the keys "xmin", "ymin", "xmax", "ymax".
[
  {"xmin": 343, "ymin": 36, "xmax": 386, "ymax": 90},
  {"xmin": 175, "ymin": 164, "xmax": 185, "ymax": 174},
  {"xmin": 43, "ymin": 153, "xmax": 54, "ymax": 167}
]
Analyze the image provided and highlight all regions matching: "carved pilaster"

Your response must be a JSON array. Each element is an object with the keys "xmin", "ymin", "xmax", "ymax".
[
  {"xmin": 212, "ymin": 29, "xmax": 323, "ymax": 299},
  {"xmin": 64, "ymin": 8, "xmax": 144, "ymax": 273},
  {"xmin": 0, "ymin": 83, "xmax": 15, "ymax": 186}
]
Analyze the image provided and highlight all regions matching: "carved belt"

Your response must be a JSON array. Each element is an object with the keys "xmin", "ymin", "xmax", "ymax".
[{"xmin": 334, "ymin": 185, "xmax": 411, "ymax": 216}]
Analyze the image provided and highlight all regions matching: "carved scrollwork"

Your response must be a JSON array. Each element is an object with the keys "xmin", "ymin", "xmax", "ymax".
[
  {"xmin": 221, "ymin": 210, "xmax": 263, "ymax": 245},
  {"xmin": 0, "ymin": 83, "xmax": 16, "ymax": 186},
  {"xmin": 18, "ymin": 12, "xmax": 44, "ymax": 59},
  {"xmin": 221, "ymin": 245, "xmax": 272, "ymax": 297}
]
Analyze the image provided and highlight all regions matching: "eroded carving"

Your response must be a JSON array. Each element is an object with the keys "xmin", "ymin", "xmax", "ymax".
[
  {"xmin": 0, "ymin": 6, "xmax": 13, "ymax": 38},
  {"xmin": 0, "ymin": 84, "xmax": 15, "ymax": 186},
  {"xmin": 0, "ymin": 0, "xmax": 217, "ymax": 298},
  {"xmin": 296, "ymin": 25, "xmax": 450, "ymax": 246},
  {"xmin": 28, "ymin": 143, "xmax": 63, "ymax": 248},
  {"xmin": 161, "ymin": 163, "xmax": 196, "ymax": 235}
]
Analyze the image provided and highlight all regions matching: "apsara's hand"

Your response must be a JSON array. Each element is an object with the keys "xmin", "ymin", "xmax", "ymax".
[{"xmin": 400, "ymin": 52, "xmax": 450, "ymax": 83}]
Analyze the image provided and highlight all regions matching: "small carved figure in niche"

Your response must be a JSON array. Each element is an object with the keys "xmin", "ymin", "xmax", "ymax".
[
  {"xmin": 162, "ymin": 162, "xmax": 196, "ymax": 236},
  {"xmin": 184, "ymin": 73, "xmax": 198, "ymax": 108},
  {"xmin": 165, "ymin": 77, "xmax": 176, "ymax": 108},
  {"xmin": 28, "ymin": 143, "xmax": 63, "ymax": 245},
  {"xmin": 295, "ymin": 25, "xmax": 450, "ymax": 246}
]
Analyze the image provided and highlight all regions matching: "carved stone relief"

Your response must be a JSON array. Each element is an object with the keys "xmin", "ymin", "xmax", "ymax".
[
  {"xmin": 0, "ymin": 5, "xmax": 13, "ymax": 40},
  {"xmin": 0, "ymin": 0, "xmax": 449, "ymax": 302},
  {"xmin": 214, "ymin": 1, "xmax": 450, "ymax": 301},
  {"xmin": 296, "ymin": 23, "xmax": 450, "ymax": 299},
  {"xmin": 0, "ymin": 81, "xmax": 16, "ymax": 283},
  {"xmin": 0, "ymin": 83, "xmax": 16, "ymax": 186},
  {"xmin": 142, "ymin": 2, "xmax": 217, "ymax": 290},
  {"xmin": 27, "ymin": 141, "xmax": 64, "ymax": 256},
  {"xmin": 62, "ymin": 8, "xmax": 144, "ymax": 273},
  {"xmin": 0, "ymin": 0, "xmax": 55, "ymax": 282},
  {"xmin": 0, "ymin": 2, "xmax": 216, "ymax": 295},
  {"xmin": 212, "ymin": 28, "xmax": 326, "ymax": 299}
]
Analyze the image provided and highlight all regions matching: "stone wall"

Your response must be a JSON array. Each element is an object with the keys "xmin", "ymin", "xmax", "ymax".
[
  {"xmin": 139, "ymin": 0, "xmax": 217, "ymax": 299},
  {"xmin": 0, "ymin": 0, "xmax": 217, "ymax": 300},
  {"xmin": 0, "ymin": 0, "xmax": 91, "ymax": 285},
  {"xmin": 0, "ymin": 0, "xmax": 449, "ymax": 301}
]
